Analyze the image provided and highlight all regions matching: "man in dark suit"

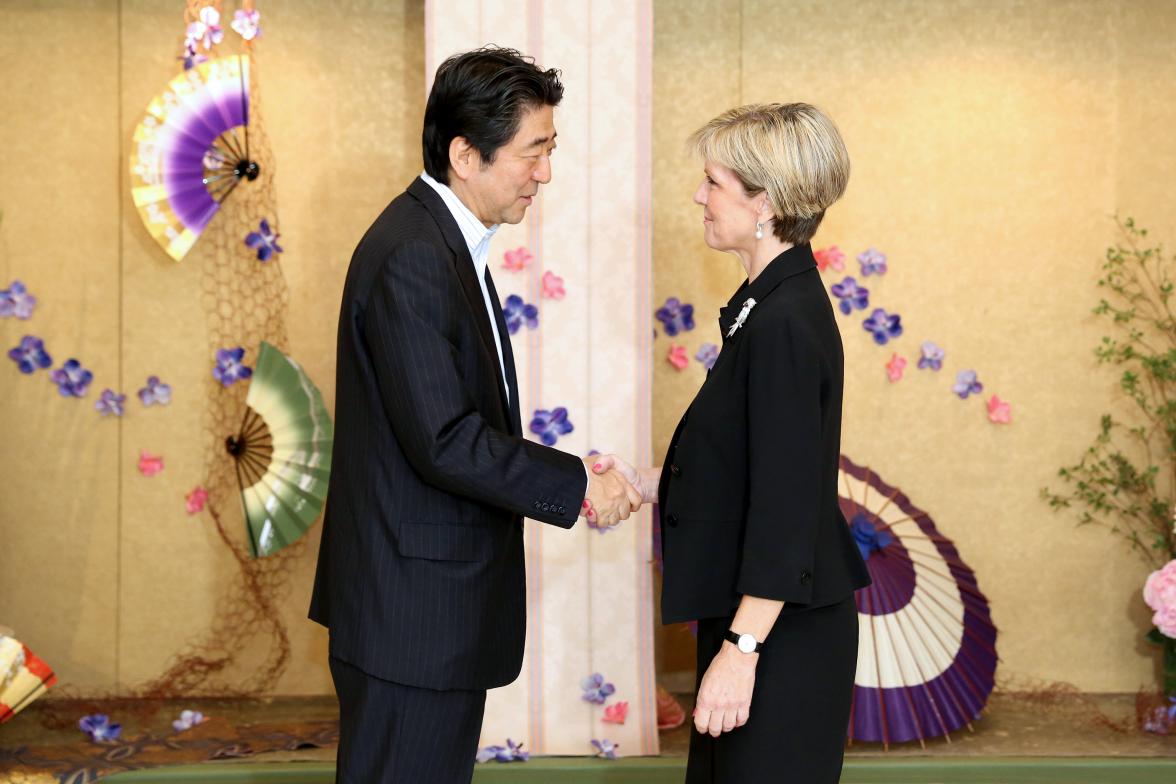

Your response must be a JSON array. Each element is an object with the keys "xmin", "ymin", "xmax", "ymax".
[{"xmin": 308, "ymin": 47, "xmax": 641, "ymax": 783}]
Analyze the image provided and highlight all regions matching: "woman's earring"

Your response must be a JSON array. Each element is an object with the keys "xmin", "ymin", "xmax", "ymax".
[{"xmin": 755, "ymin": 222, "xmax": 764, "ymax": 240}]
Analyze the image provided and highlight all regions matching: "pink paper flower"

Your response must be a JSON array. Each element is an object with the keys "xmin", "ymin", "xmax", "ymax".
[
  {"xmin": 186, "ymin": 486, "xmax": 208, "ymax": 515},
  {"xmin": 1144, "ymin": 560, "xmax": 1176, "ymax": 638},
  {"xmin": 602, "ymin": 701, "xmax": 629, "ymax": 724},
  {"xmin": 885, "ymin": 353, "xmax": 906, "ymax": 383},
  {"xmin": 814, "ymin": 245, "xmax": 845, "ymax": 273},
  {"xmin": 230, "ymin": 8, "xmax": 262, "ymax": 41},
  {"xmin": 503, "ymin": 247, "xmax": 533, "ymax": 272},
  {"xmin": 987, "ymin": 395, "xmax": 1011, "ymax": 424},
  {"xmin": 138, "ymin": 450, "xmax": 164, "ymax": 477},
  {"xmin": 667, "ymin": 344, "xmax": 688, "ymax": 371},
  {"xmin": 541, "ymin": 270, "xmax": 565, "ymax": 299}
]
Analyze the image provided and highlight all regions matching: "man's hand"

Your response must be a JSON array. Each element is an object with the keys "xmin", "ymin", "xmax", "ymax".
[{"xmin": 581, "ymin": 457, "xmax": 642, "ymax": 528}]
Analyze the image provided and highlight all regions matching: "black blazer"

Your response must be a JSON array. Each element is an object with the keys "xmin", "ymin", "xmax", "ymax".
[
  {"xmin": 658, "ymin": 243, "xmax": 870, "ymax": 625},
  {"xmin": 309, "ymin": 178, "xmax": 587, "ymax": 691}
]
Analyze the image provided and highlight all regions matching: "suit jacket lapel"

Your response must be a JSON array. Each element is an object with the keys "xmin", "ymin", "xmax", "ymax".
[{"xmin": 481, "ymin": 268, "xmax": 521, "ymax": 435}]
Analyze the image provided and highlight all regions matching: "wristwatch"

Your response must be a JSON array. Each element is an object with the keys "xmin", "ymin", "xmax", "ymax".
[{"xmin": 724, "ymin": 630, "xmax": 763, "ymax": 654}]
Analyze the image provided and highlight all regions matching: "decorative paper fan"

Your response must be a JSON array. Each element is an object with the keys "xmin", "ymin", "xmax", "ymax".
[
  {"xmin": 0, "ymin": 634, "xmax": 56, "ymax": 723},
  {"xmin": 226, "ymin": 342, "xmax": 332, "ymax": 558},
  {"xmin": 839, "ymin": 455, "xmax": 998, "ymax": 748},
  {"xmin": 130, "ymin": 55, "xmax": 258, "ymax": 261}
]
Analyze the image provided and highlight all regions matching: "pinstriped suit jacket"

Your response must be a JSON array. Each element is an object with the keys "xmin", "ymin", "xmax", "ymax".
[{"xmin": 309, "ymin": 177, "xmax": 586, "ymax": 690}]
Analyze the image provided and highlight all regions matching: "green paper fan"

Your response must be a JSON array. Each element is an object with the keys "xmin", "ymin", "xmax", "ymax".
[{"xmin": 226, "ymin": 341, "xmax": 333, "ymax": 557}]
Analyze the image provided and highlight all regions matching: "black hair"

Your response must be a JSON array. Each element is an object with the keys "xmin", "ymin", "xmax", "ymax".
[{"xmin": 422, "ymin": 46, "xmax": 564, "ymax": 185}]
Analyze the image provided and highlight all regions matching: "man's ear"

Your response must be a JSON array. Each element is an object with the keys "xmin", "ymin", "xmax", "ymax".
[{"xmin": 449, "ymin": 136, "xmax": 480, "ymax": 182}]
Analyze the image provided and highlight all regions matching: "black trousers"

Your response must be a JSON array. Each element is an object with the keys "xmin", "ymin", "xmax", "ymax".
[
  {"xmin": 330, "ymin": 655, "xmax": 487, "ymax": 783},
  {"xmin": 686, "ymin": 596, "xmax": 858, "ymax": 783}
]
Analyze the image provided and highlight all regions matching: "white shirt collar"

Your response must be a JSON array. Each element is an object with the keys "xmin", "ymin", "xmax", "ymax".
[{"xmin": 420, "ymin": 171, "xmax": 499, "ymax": 272}]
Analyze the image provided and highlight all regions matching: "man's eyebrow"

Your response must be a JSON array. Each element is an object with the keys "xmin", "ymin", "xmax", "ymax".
[{"xmin": 527, "ymin": 132, "xmax": 558, "ymax": 148}]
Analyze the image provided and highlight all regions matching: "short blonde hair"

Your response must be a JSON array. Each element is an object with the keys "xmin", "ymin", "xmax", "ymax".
[{"xmin": 691, "ymin": 103, "xmax": 850, "ymax": 245}]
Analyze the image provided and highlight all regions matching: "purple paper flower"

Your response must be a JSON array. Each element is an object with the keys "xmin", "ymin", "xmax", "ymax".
[
  {"xmin": 179, "ymin": 41, "xmax": 208, "ymax": 70},
  {"xmin": 138, "ymin": 375, "xmax": 172, "ymax": 406},
  {"xmin": 591, "ymin": 738, "xmax": 619, "ymax": 760},
  {"xmin": 8, "ymin": 336, "xmax": 52, "ymax": 374},
  {"xmin": 503, "ymin": 295, "xmax": 539, "ymax": 334},
  {"xmin": 530, "ymin": 407, "xmax": 573, "ymax": 446},
  {"xmin": 213, "ymin": 347, "xmax": 252, "ymax": 388},
  {"xmin": 581, "ymin": 673, "xmax": 616, "ymax": 705},
  {"xmin": 953, "ymin": 370, "xmax": 983, "ymax": 399},
  {"xmin": 230, "ymin": 8, "xmax": 262, "ymax": 41},
  {"xmin": 695, "ymin": 343, "xmax": 719, "ymax": 370},
  {"xmin": 476, "ymin": 738, "xmax": 530, "ymax": 763},
  {"xmin": 857, "ymin": 248, "xmax": 888, "ymax": 276},
  {"xmin": 50, "ymin": 359, "xmax": 93, "ymax": 397},
  {"xmin": 862, "ymin": 308, "xmax": 903, "ymax": 345},
  {"xmin": 1142, "ymin": 700, "xmax": 1176, "ymax": 735},
  {"xmin": 655, "ymin": 297, "xmax": 695, "ymax": 337},
  {"xmin": 244, "ymin": 218, "xmax": 283, "ymax": 262},
  {"xmin": 849, "ymin": 514, "xmax": 893, "ymax": 562},
  {"xmin": 173, "ymin": 709, "xmax": 206, "ymax": 732},
  {"xmin": 95, "ymin": 389, "xmax": 126, "ymax": 417},
  {"xmin": 0, "ymin": 280, "xmax": 36, "ymax": 319},
  {"xmin": 830, "ymin": 276, "xmax": 869, "ymax": 315},
  {"xmin": 186, "ymin": 7, "xmax": 224, "ymax": 50},
  {"xmin": 918, "ymin": 341, "xmax": 945, "ymax": 371},
  {"xmin": 79, "ymin": 714, "xmax": 121, "ymax": 743}
]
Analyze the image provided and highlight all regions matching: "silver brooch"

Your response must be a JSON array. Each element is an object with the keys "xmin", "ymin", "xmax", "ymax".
[{"xmin": 726, "ymin": 297, "xmax": 757, "ymax": 337}]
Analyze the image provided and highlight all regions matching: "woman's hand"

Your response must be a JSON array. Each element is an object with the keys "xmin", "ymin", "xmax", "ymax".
[
  {"xmin": 586, "ymin": 455, "xmax": 659, "ymax": 525},
  {"xmin": 693, "ymin": 642, "xmax": 756, "ymax": 737}
]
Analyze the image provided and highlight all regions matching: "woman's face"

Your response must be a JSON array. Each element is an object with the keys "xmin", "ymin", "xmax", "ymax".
[{"xmin": 693, "ymin": 160, "xmax": 763, "ymax": 255}]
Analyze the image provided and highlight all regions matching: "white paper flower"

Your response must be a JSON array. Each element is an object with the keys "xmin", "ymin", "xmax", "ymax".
[
  {"xmin": 726, "ymin": 297, "xmax": 757, "ymax": 337},
  {"xmin": 231, "ymin": 9, "xmax": 262, "ymax": 41}
]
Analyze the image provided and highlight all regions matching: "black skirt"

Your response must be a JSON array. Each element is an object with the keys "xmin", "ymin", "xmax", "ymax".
[{"xmin": 686, "ymin": 596, "xmax": 858, "ymax": 784}]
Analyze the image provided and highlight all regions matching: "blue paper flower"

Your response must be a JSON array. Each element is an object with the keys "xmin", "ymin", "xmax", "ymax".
[
  {"xmin": 476, "ymin": 738, "xmax": 530, "ymax": 763},
  {"xmin": 953, "ymin": 370, "xmax": 983, "ymax": 399},
  {"xmin": 8, "ymin": 335, "xmax": 52, "ymax": 374},
  {"xmin": 213, "ymin": 347, "xmax": 252, "ymax": 388},
  {"xmin": 244, "ymin": 218, "xmax": 283, "ymax": 262},
  {"xmin": 849, "ymin": 514, "xmax": 893, "ymax": 562},
  {"xmin": 79, "ymin": 713, "xmax": 121, "ymax": 743},
  {"xmin": 830, "ymin": 276, "xmax": 870, "ymax": 315},
  {"xmin": 918, "ymin": 341, "xmax": 945, "ymax": 371},
  {"xmin": 0, "ymin": 280, "xmax": 36, "ymax": 319},
  {"xmin": 591, "ymin": 738, "xmax": 619, "ymax": 760},
  {"xmin": 655, "ymin": 297, "xmax": 694, "ymax": 337},
  {"xmin": 503, "ymin": 294, "xmax": 539, "ymax": 334},
  {"xmin": 138, "ymin": 375, "xmax": 172, "ymax": 406},
  {"xmin": 857, "ymin": 248, "xmax": 888, "ymax": 276},
  {"xmin": 862, "ymin": 308, "xmax": 902, "ymax": 345},
  {"xmin": 95, "ymin": 389, "xmax": 126, "ymax": 417},
  {"xmin": 530, "ymin": 407, "xmax": 573, "ymax": 446},
  {"xmin": 581, "ymin": 673, "xmax": 616, "ymax": 705},
  {"xmin": 695, "ymin": 343, "xmax": 719, "ymax": 370},
  {"xmin": 50, "ymin": 359, "xmax": 93, "ymax": 397}
]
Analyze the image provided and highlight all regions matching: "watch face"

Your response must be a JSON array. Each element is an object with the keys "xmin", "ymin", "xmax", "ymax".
[{"xmin": 737, "ymin": 634, "xmax": 757, "ymax": 654}]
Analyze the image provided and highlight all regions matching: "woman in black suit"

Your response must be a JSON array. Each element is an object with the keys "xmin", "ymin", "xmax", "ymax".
[{"xmin": 591, "ymin": 103, "xmax": 871, "ymax": 782}]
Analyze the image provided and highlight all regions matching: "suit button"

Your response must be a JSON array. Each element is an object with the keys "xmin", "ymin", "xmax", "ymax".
[
  {"xmin": 799, "ymin": 570, "xmax": 812, "ymax": 585},
  {"xmin": 542, "ymin": 503, "xmax": 551, "ymax": 512},
  {"xmin": 670, "ymin": 464, "xmax": 681, "ymax": 477},
  {"xmin": 558, "ymin": 506, "xmax": 566, "ymax": 515},
  {"xmin": 667, "ymin": 513, "xmax": 679, "ymax": 528}
]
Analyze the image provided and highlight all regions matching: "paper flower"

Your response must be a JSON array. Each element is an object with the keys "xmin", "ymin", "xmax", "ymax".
[
  {"xmin": 503, "ymin": 295, "xmax": 539, "ymax": 334},
  {"xmin": 530, "ymin": 407, "xmax": 573, "ymax": 446},
  {"xmin": 172, "ymin": 709, "xmax": 207, "ymax": 732},
  {"xmin": 850, "ymin": 514, "xmax": 894, "ymax": 562},
  {"xmin": 830, "ymin": 277, "xmax": 869, "ymax": 315},
  {"xmin": 0, "ymin": 280, "xmax": 36, "ymax": 319},
  {"xmin": 591, "ymin": 738, "xmax": 619, "ymax": 760},
  {"xmin": 8, "ymin": 336, "xmax": 51, "ymax": 374},
  {"xmin": 987, "ymin": 395, "xmax": 1011, "ymax": 424},
  {"xmin": 541, "ymin": 270, "xmax": 565, "ymax": 299},
  {"xmin": 476, "ymin": 738, "xmax": 529, "ymax": 763},
  {"xmin": 186, "ymin": 486, "xmax": 209, "ymax": 515},
  {"xmin": 602, "ymin": 701, "xmax": 629, "ymax": 724},
  {"xmin": 885, "ymin": 353, "xmax": 906, "ymax": 383},
  {"xmin": 580, "ymin": 673, "xmax": 616, "ymax": 705},
  {"xmin": 245, "ymin": 218, "xmax": 283, "ymax": 262},
  {"xmin": 138, "ymin": 376, "xmax": 172, "ymax": 406},
  {"xmin": 726, "ymin": 298, "xmax": 757, "ymax": 337},
  {"xmin": 862, "ymin": 308, "xmax": 902, "ymax": 345},
  {"xmin": 655, "ymin": 297, "xmax": 694, "ymax": 337},
  {"xmin": 814, "ymin": 246, "xmax": 845, "ymax": 273},
  {"xmin": 918, "ymin": 341, "xmax": 945, "ymax": 371},
  {"xmin": 79, "ymin": 714, "xmax": 121, "ymax": 743},
  {"xmin": 213, "ymin": 347, "xmax": 252, "ymax": 388},
  {"xmin": 230, "ymin": 8, "xmax": 262, "ymax": 41},
  {"xmin": 50, "ymin": 359, "xmax": 93, "ymax": 397},
  {"xmin": 502, "ymin": 247, "xmax": 533, "ymax": 271},
  {"xmin": 1142, "ymin": 699, "xmax": 1176, "ymax": 735},
  {"xmin": 179, "ymin": 41, "xmax": 208, "ymax": 70},
  {"xmin": 857, "ymin": 248, "xmax": 888, "ymax": 276},
  {"xmin": 1144, "ymin": 559, "xmax": 1176, "ymax": 638},
  {"xmin": 695, "ymin": 343, "xmax": 719, "ymax": 370},
  {"xmin": 186, "ymin": 7, "xmax": 224, "ymax": 50},
  {"xmin": 138, "ymin": 450, "xmax": 164, "ymax": 477},
  {"xmin": 953, "ymin": 370, "xmax": 983, "ymax": 400},
  {"xmin": 95, "ymin": 389, "xmax": 126, "ymax": 417},
  {"xmin": 667, "ymin": 344, "xmax": 688, "ymax": 370}
]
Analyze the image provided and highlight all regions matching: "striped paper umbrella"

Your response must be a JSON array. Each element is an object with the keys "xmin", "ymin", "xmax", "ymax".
[
  {"xmin": 0, "ymin": 633, "xmax": 56, "ymax": 723},
  {"xmin": 130, "ymin": 55, "xmax": 257, "ymax": 261},
  {"xmin": 840, "ymin": 455, "xmax": 998, "ymax": 748}
]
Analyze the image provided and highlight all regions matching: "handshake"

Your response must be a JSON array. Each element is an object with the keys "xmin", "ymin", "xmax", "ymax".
[{"xmin": 578, "ymin": 455, "xmax": 656, "ymax": 529}]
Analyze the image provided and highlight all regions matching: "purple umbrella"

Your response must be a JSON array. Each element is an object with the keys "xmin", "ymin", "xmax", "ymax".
[{"xmin": 839, "ymin": 455, "xmax": 998, "ymax": 748}]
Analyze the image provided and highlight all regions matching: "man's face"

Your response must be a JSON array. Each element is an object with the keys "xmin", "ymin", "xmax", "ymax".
[{"xmin": 464, "ymin": 104, "xmax": 557, "ymax": 226}]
